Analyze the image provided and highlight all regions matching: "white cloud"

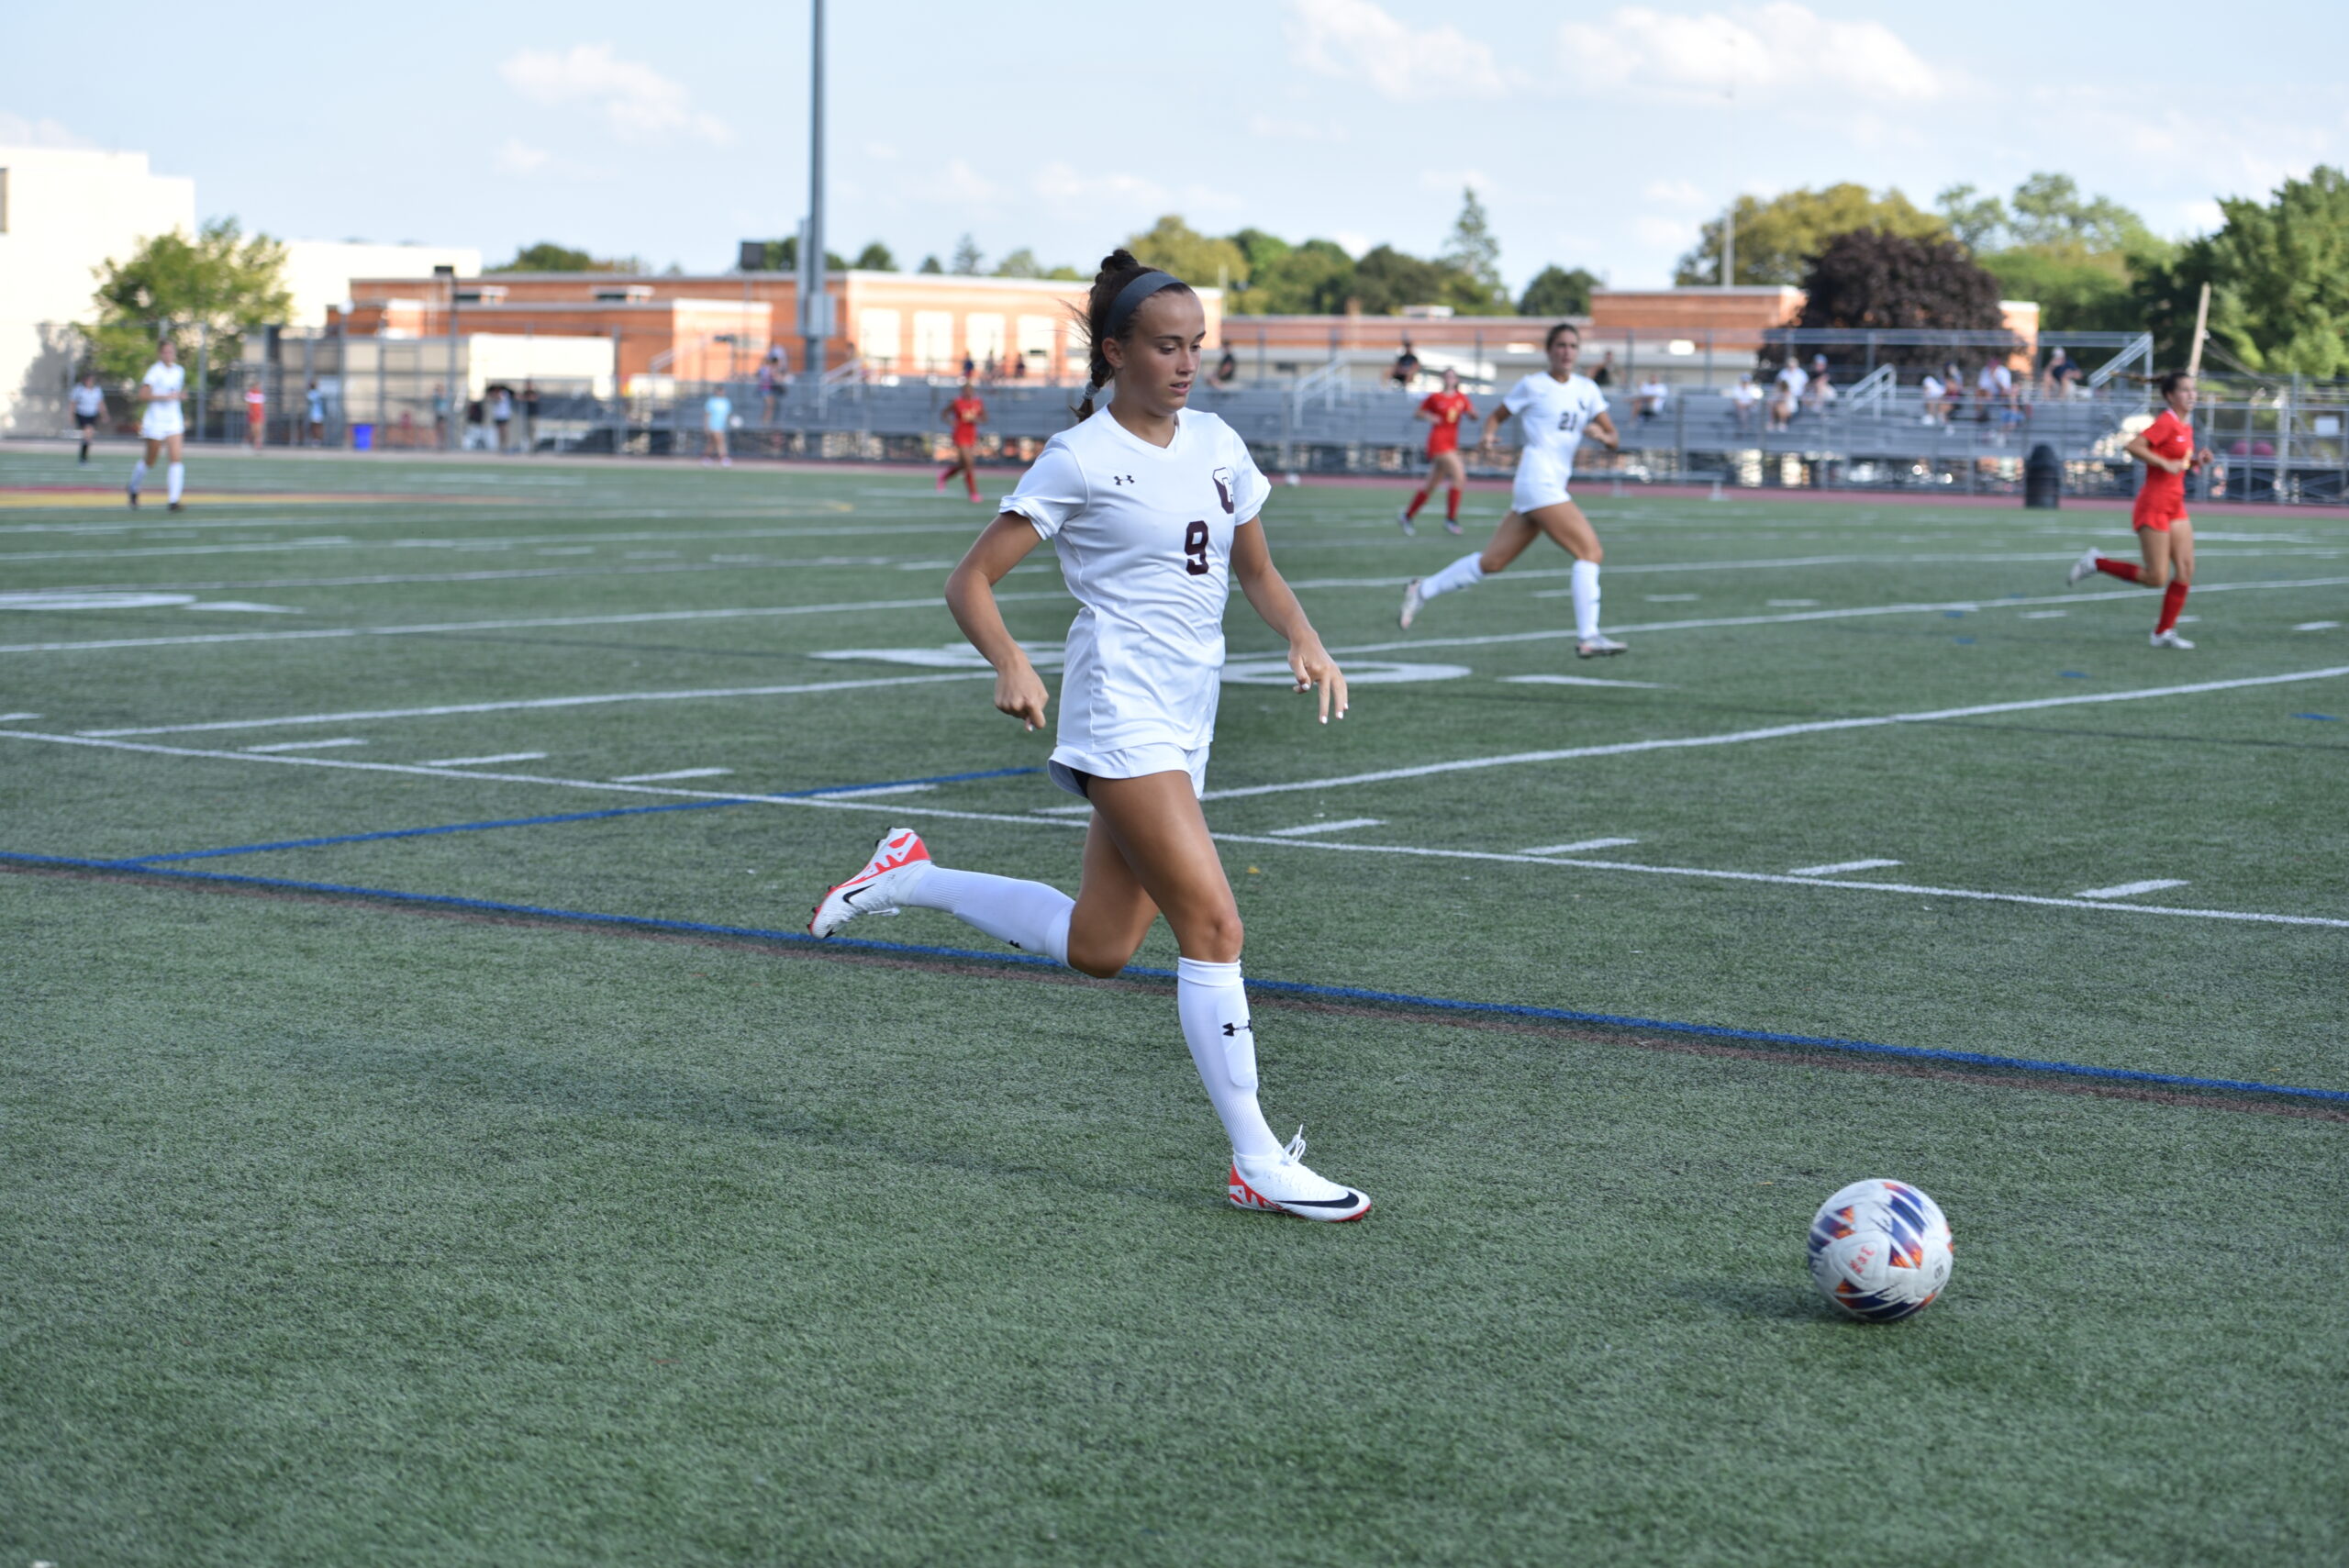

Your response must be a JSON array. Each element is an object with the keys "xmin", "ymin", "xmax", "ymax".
[
  {"xmin": 906, "ymin": 158, "xmax": 1001, "ymax": 205},
  {"xmin": 2178, "ymin": 198, "xmax": 2224, "ymax": 235},
  {"xmin": 1032, "ymin": 162, "xmax": 1167, "ymax": 210},
  {"xmin": 1246, "ymin": 114, "xmax": 1349, "ymax": 143},
  {"xmin": 495, "ymin": 139, "xmax": 551, "ymax": 175},
  {"xmin": 1633, "ymin": 215, "xmax": 1695, "ymax": 248},
  {"xmin": 1642, "ymin": 178, "xmax": 1709, "ymax": 207},
  {"xmin": 1558, "ymin": 4, "xmax": 1948, "ymax": 106},
  {"xmin": 1419, "ymin": 169, "xmax": 1499, "ymax": 196},
  {"xmin": 499, "ymin": 44, "xmax": 729, "ymax": 144},
  {"xmin": 0, "ymin": 111, "xmax": 97, "ymax": 148},
  {"xmin": 1286, "ymin": 0, "xmax": 1512, "ymax": 103},
  {"xmin": 1330, "ymin": 229, "xmax": 1372, "ymax": 259}
]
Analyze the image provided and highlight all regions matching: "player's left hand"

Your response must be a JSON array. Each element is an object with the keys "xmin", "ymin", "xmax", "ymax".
[{"xmin": 1288, "ymin": 634, "xmax": 1348, "ymax": 724}]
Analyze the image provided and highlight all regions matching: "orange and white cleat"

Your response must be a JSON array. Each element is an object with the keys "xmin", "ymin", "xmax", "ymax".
[
  {"xmin": 807, "ymin": 826, "xmax": 932, "ymax": 938},
  {"xmin": 1228, "ymin": 1128, "xmax": 1372, "ymax": 1222}
]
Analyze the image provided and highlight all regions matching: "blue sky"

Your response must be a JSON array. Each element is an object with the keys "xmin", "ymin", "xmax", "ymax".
[{"xmin": 6, "ymin": 0, "xmax": 2345, "ymax": 288}]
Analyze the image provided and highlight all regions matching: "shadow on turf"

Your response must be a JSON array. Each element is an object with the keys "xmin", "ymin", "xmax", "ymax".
[{"xmin": 1675, "ymin": 1281, "xmax": 1846, "ymax": 1322}]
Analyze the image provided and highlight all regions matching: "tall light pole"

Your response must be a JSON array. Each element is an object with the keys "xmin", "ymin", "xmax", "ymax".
[
  {"xmin": 801, "ymin": 0, "xmax": 829, "ymax": 415},
  {"xmin": 434, "ymin": 263, "xmax": 459, "ymax": 450}
]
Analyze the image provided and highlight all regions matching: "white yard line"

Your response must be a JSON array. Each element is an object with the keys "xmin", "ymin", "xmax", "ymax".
[
  {"xmin": 2, "ymin": 589, "xmax": 1072, "ymax": 658},
  {"xmin": 79, "ymin": 671, "xmax": 997, "ymax": 737},
  {"xmin": 0, "ymin": 517, "xmax": 995, "ymax": 564},
  {"xmin": 613, "ymin": 767, "xmax": 733, "ymax": 783},
  {"xmin": 1523, "ymin": 838, "xmax": 1640, "ymax": 854},
  {"xmin": 2076, "ymin": 878, "xmax": 2189, "ymax": 899},
  {"xmin": 1263, "ymin": 817, "xmax": 1386, "ymax": 837},
  {"xmin": 4, "ymin": 727, "xmax": 2341, "ymax": 932},
  {"xmin": 0, "ymin": 711, "xmax": 39, "ymax": 722},
  {"xmin": 2298, "ymin": 621, "xmax": 2341, "ymax": 631},
  {"xmin": 1787, "ymin": 858, "xmax": 1904, "ymax": 877},
  {"xmin": 242, "ymin": 737, "xmax": 367, "ymax": 752},
  {"xmin": 1197, "ymin": 665, "xmax": 2349, "ymax": 801},
  {"xmin": 419, "ymin": 751, "xmax": 548, "ymax": 768},
  {"xmin": 1500, "ymin": 675, "xmax": 1665, "ymax": 689}
]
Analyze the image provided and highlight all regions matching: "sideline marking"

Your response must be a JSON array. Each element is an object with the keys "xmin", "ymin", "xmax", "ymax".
[
  {"xmin": 6, "ymin": 847, "xmax": 2343, "ymax": 1106},
  {"xmin": 420, "ymin": 751, "xmax": 547, "ymax": 768},
  {"xmin": 0, "ymin": 711, "xmax": 40, "ymax": 722},
  {"xmin": 615, "ymin": 767, "xmax": 732, "ymax": 783},
  {"xmin": 1500, "ymin": 674, "xmax": 1664, "ymax": 689},
  {"xmin": 2299, "ymin": 621, "xmax": 2341, "ymax": 631},
  {"xmin": 1264, "ymin": 817, "xmax": 1386, "ymax": 837},
  {"xmin": 1524, "ymin": 838, "xmax": 1639, "ymax": 854},
  {"xmin": 2076, "ymin": 878, "xmax": 2189, "ymax": 899},
  {"xmin": 1788, "ymin": 858, "xmax": 1903, "ymax": 876},
  {"xmin": 1197, "ymin": 665, "xmax": 2349, "ymax": 801},
  {"xmin": 244, "ymin": 738, "xmax": 366, "ymax": 752},
  {"xmin": 6, "ymin": 727, "xmax": 2342, "ymax": 932},
  {"xmin": 80, "ymin": 671, "xmax": 996, "ymax": 737}
]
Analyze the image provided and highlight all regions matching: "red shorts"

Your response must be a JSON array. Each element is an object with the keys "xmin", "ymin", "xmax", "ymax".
[
  {"xmin": 2132, "ymin": 495, "xmax": 2185, "ymax": 533},
  {"xmin": 1427, "ymin": 432, "xmax": 1460, "ymax": 458},
  {"xmin": 952, "ymin": 432, "xmax": 976, "ymax": 450}
]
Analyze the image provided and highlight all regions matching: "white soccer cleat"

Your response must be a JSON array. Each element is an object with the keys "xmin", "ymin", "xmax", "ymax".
[
  {"xmin": 807, "ymin": 826, "xmax": 931, "ymax": 937},
  {"xmin": 1396, "ymin": 506, "xmax": 1417, "ymax": 538},
  {"xmin": 1443, "ymin": 517, "xmax": 1464, "ymax": 535},
  {"xmin": 1228, "ymin": 1129, "xmax": 1371, "ymax": 1222},
  {"xmin": 1575, "ymin": 635, "xmax": 1629, "ymax": 658},
  {"xmin": 2150, "ymin": 629, "xmax": 2195, "ymax": 650},
  {"xmin": 2066, "ymin": 547, "xmax": 2101, "ymax": 586},
  {"xmin": 1398, "ymin": 578, "xmax": 1425, "ymax": 629}
]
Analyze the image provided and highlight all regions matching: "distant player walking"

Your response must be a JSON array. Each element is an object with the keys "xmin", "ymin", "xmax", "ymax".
[
  {"xmin": 127, "ymin": 339, "xmax": 187, "ymax": 511},
  {"xmin": 72, "ymin": 371, "xmax": 106, "ymax": 464},
  {"xmin": 701, "ymin": 388, "xmax": 732, "ymax": 466},
  {"xmin": 1398, "ymin": 322, "xmax": 1626, "ymax": 656},
  {"xmin": 243, "ymin": 380, "xmax": 266, "ymax": 449},
  {"xmin": 809, "ymin": 250, "xmax": 1372, "ymax": 1223},
  {"xmin": 2065, "ymin": 370, "xmax": 2210, "ymax": 649},
  {"xmin": 939, "ymin": 381, "xmax": 985, "ymax": 502},
  {"xmin": 1397, "ymin": 366, "xmax": 1475, "ymax": 536}
]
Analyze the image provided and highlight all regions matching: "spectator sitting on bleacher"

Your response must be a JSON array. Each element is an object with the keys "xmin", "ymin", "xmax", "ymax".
[
  {"xmin": 1802, "ymin": 355, "xmax": 1835, "ymax": 415},
  {"xmin": 1725, "ymin": 373, "xmax": 1762, "ymax": 432},
  {"xmin": 1920, "ymin": 369, "xmax": 1949, "ymax": 425},
  {"xmin": 1634, "ymin": 376, "xmax": 1668, "ymax": 422}
]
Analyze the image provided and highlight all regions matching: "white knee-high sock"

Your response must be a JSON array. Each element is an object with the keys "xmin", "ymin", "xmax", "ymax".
[
  {"xmin": 166, "ymin": 462, "xmax": 184, "ymax": 503},
  {"xmin": 1419, "ymin": 551, "xmax": 1486, "ymax": 601},
  {"xmin": 128, "ymin": 460, "xmax": 147, "ymax": 494},
  {"xmin": 1570, "ymin": 558, "xmax": 1601, "ymax": 640},
  {"xmin": 899, "ymin": 863, "xmax": 1072, "ymax": 964},
  {"xmin": 1175, "ymin": 958, "xmax": 1282, "ymax": 1157}
]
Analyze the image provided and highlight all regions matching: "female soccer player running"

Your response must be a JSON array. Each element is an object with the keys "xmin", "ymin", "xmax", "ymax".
[
  {"xmin": 2065, "ymin": 370, "xmax": 2212, "ymax": 649},
  {"xmin": 127, "ymin": 339, "xmax": 187, "ymax": 511},
  {"xmin": 808, "ymin": 251, "xmax": 1371, "ymax": 1222},
  {"xmin": 1397, "ymin": 323, "xmax": 1626, "ymax": 656},
  {"xmin": 1397, "ymin": 366, "xmax": 1475, "ymax": 536},
  {"xmin": 938, "ymin": 381, "xmax": 986, "ymax": 502}
]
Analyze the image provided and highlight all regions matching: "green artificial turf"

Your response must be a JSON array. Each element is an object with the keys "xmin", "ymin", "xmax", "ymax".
[{"xmin": 1, "ymin": 448, "xmax": 2343, "ymax": 1564}]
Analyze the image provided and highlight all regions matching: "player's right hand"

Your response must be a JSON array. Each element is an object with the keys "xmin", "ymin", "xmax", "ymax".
[{"xmin": 993, "ymin": 662, "xmax": 1051, "ymax": 732}]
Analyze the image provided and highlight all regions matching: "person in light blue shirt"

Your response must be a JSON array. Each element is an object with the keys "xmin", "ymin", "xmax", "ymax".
[{"xmin": 703, "ymin": 391, "xmax": 732, "ymax": 466}]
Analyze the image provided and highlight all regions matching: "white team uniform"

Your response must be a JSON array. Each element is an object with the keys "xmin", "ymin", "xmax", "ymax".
[
  {"xmin": 72, "ymin": 384, "xmax": 106, "ymax": 420},
  {"xmin": 139, "ymin": 361, "xmax": 185, "ymax": 439},
  {"xmin": 999, "ymin": 406, "xmax": 1271, "ymax": 799},
  {"xmin": 1500, "ymin": 372, "xmax": 1609, "ymax": 513}
]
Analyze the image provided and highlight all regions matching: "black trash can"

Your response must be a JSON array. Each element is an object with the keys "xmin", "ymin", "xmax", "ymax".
[{"xmin": 2023, "ymin": 442, "xmax": 2062, "ymax": 508}]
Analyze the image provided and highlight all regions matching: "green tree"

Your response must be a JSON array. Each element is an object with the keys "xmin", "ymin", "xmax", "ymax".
[
  {"xmin": 1043, "ymin": 264, "xmax": 1085, "ymax": 282},
  {"xmin": 492, "ymin": 240, "xmax": 598, "ymax": 272},
  {"xmin": 1795, "ymin": 230, "xmax": 2007, "ymax": 364},
  {"xmin": 2136, "ymin": 165, "xmax": 2349, "ymax": 375},
  {"xmin": 90, "ymin": 217, "xmax": 291, "ymax": 385},
  {"xmin": 2007, "ymin": 172, "xmax": 2162, "ymax": 254},
  {"xmin": 1939, "ymin": 173, "xmax": 2175, "ymax": 332},
  {"xmin": 1438, "ymin": 187, "xmax": 1508, "ymax": 312},
  {"xmin": 1126, "ymin": 215, "xmax": 1251, "ymax": 289},
  {"xmin": 1518, "ymin": 264, "xmax": 1598, "ymax": 317},
  {"xmin": 993, "ymin": 248, "xmax": 1044, "ymax": 278},
  {"xmin": 917, "ymin": 255, "xmax": 944, "ymax": 274},
  {"xmin": 1933, "ymin": 184, "xmax": 2009, "ymax": 253},
  {"xmin": 1979, "ymin": 248, "xmax": 2138, "ymax": 333},
  {"xmin": 1675, "ymin": 184, "xmax": 1946, "ymax": 285},
  {"xmin": 949, "ymin": 234, "xmax": 985, "ymax": 276},
  {"xmin": 1226, "ymin": 238, "xmax": 1354, "ymax": 315},
  {"xmin": 1350, "ymin": 244, "xmax": 1450, "ymax": 315},
  {"xmin": 752, "ymin": 237, "xmax": 847, "ymax": 273},
  {"xmin": 852, "ymin": 241, "xmax": 897, "ymax": 272}
]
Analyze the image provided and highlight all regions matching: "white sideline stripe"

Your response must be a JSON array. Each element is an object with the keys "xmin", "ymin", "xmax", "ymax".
[
  {"xmin": 0, "ymin": 711, "xmax": 39, "ymax": 722},
  {"xmin": 78, "ymin": 672, "xmax": 996, "ymax": 737},
  {"xmin": 1284, "ymin": 548, "xmax": 2349, "ymax": 593},
  {"xmin": 2076, "ymin": 878, "xmax": 2189, "ymax": 900},
  {"xmin": 1, "ymin": 589, "xmax": 1072, "ymax": 657},
  {"xmin": 0, "ymin": 517, "xmax": 995, "ymax": 564},
  {"xmin": 1523, "ymin": 838, "xmax": 1639, "ymax": 854},
  {"xmin": 2299, "ymin": 621, "xmax": 2341, "ymax": 631},
  {"xmin": 1323, "ymin": 576, "xmax": 2349, "ymax": 658},
  {"xmin": 1500, "ymin": 675, "xmax": 1664, "ymax": 689},
  {"xmin": 242, "ymin": 737, "xmax": 367, "ymax": 753},
  {"xmin": 1263, "ymin": 817, "xmax": 1386, "ymax": 837},
  {"xmin": 614, "ymin": 767, "xmax": 733, "ymax": 783},
  {"xmin": 5, "ymin": 728, "xmax": 2343, "ymax": 932},
  {"xmin": 420, "ymin": 751, "xmax": 547, "ymax": 768},
  {"xmin": 818, "ymin": 783, "xmax": 936, "ymax": 798},
  {"xmin": 2020, "ymin": 610, "xmax": 2069, "ymax": 618},
  {"xmin": 1787, "ymin": 858, "xmax": 1904, "ymax": 877},
  {"xmin": 36, "ymin": 555, "xmax": 935, "ymax": 595},
  {"xmin": 1197, "ymin": 665, "xmax": 2349, "ymax": 802}
]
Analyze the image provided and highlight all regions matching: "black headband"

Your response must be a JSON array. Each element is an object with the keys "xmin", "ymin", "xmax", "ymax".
[{"xmin": 1105, "ymin": 271, "xmax": 1183, "ymax": 339}]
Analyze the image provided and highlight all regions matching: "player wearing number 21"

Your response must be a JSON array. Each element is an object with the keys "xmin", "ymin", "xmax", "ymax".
[{"xmin": 807, "ymin": 249, "xmax": 1373, "ymax": 1222}]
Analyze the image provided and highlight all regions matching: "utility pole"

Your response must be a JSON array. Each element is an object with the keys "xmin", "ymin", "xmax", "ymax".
[
  {"xmin": 1719, "ymin": 33, "xmax": 1736, "ymax": 288},
  {"xmin": 801, "ymin": 0, "xmax": 829, "ymax": 416},
  {"xmin": 434, "ymin": 263, "xmax": 459, "ymax": 450}
]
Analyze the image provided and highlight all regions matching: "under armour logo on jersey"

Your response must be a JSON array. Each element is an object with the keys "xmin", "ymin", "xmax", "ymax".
[{"xmin": 1110, "ymin": 473, "xmax": 1137, "ymax": 486}]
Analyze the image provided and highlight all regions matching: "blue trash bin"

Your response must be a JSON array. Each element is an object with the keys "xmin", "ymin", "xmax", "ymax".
[{"xmin": 352, "ymin": 423, "xmax": 374, "ymax": 451}]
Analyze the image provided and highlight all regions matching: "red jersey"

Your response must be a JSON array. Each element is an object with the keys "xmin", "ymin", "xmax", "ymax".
[
  {"xmin": 949, "ymin": 395, "xmax": 985, "ymax": 446},
  {"xmin": 1419, "ymin": 390, "xmax": 1475, "ymax": 454},
  {"xmin": 2133, "ymin": 408, "xmax": 2192, "ymax": 522}
]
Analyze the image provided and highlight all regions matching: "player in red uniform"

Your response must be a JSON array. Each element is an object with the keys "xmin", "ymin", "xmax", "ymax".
[
  {"xmin": 939, "ymin": 382, "xmax": 986, "ymax": 503},
  {"xmin": 1397, "ymin": 367, "xmax": 1475, "ymax": 536},
  {"xmin": 2065, "ymin": 370, "xmax": 2213, "ymax": 648}
]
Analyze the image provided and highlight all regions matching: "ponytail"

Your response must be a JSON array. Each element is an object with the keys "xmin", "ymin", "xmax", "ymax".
[{"xmin": 1071, "ymin": 247, "xmax": 1195, "ymax": 423}]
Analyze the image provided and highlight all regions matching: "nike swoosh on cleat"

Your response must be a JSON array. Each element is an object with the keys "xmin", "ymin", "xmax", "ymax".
[{"xmin": 1275, "ymin": 1191, "xmax": 1365, "ymax": 1209}]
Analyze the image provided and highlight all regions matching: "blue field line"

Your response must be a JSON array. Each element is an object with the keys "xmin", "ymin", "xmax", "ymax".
[
  {"xmin": 113, "ymin": 765, "xmax": 1043, "ymax": 865},
  {"xmin": 7, "ymin": 846, "xmax": 2346, "ymax": 1108}
]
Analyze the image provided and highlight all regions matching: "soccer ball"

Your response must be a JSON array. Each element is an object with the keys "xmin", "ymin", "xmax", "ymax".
[{"xmin": 1806, "ymin": 1179, "xmax": 1954, "ymax": 1322}]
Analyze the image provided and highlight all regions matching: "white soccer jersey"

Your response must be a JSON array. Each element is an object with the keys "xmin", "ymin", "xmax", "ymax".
[
  {"xmin": 71, "ymin": 384, "xmax": 106, "ymax": 417},
  {"xmin": 1000, "ymin": 406, "xmax": 1270, "ymax": 758},
  {"xmin": 139, "ymin": 361, "xmax": 185, "ymax": 436},
  {"xmin": 1501, "ymin": 372, "xmax": 1609, "ymax": 477}
]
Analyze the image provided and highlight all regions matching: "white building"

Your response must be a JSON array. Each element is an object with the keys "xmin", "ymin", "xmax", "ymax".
[
  {"xmin": 279, "ymin": 240, "xmax": 478, "ymax": 328},
  {"xmin": 0, "ymin": 145, "xmax": 195, "ymax": 435}
]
